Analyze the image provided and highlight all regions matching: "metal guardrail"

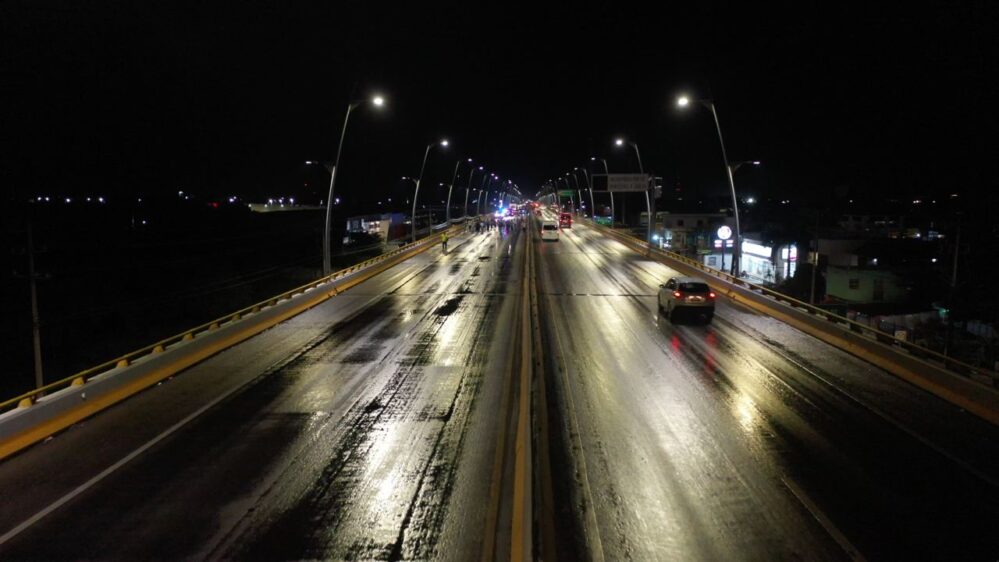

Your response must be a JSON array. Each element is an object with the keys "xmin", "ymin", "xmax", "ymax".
[
  {"xmin": 0, "ymin": 223, "xmax": 468, "ymax": 415},
  {"xmin": 590, "ymin": 220, "xmax": 998, "ymax": 388}
]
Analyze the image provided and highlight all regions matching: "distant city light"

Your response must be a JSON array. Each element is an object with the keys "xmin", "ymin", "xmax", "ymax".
[
  {"xmin": 932, "ymin": 258, "xmax": 938, "ymax": 263},
  {"xmin": 614, "ymin": 138, "xmax": 624, "ymax": 146},
  {"xmin": 65, "ymin": 197, "xmax": 71, "ymax": 203},
  {"xmin": 372, "ymin": 95, "xmax": 385, "ymax": 106},
  {"xmin": 677, "ymin": 96, "xmax": 690, "ymax": 107}
]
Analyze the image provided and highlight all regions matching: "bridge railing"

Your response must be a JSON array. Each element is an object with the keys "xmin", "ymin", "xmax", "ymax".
[
  {"xmin": 590, "ymin": 220, "xmax": 998, "ymax": 390},
  {"xmin": 0, "ymin": 222, "xmax": 471, "ymax": 416}
]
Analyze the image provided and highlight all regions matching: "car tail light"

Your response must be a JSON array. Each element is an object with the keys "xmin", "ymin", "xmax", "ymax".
[
  {"xmin": 709, "ymin": 292, "xmax": 716, "ymax": 299},
  {"xmin": 673, "ymin": 291, "xmax": 682, "ymax": 298}
]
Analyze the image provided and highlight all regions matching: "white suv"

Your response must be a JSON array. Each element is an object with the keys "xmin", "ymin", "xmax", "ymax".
[{"xmin": 658, "ymin": 276, "xmax": 716, "ymax": 323}]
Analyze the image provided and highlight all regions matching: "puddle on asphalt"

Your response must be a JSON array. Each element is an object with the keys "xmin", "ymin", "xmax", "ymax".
[
  {"xmin": 340, "ymin": 344, "xmax": 383, "ymax": 364},
  {"xmin": 433, "ymin": 295, "xmax": 464, "ymax": 317}
]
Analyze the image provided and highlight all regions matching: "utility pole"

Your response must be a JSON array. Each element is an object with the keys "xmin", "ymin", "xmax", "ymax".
[
  {"xmin": 14, "ymin": 220, "xmax": 47, "ymax": 389},
  {"xmin": 945, "ymin": 224, "xmax": 961, "ymax": 357},
  {"xmin": 810, "ymin": 213, "xmax": 820, "ymax": 305},
  {"xmin": 28, "ymin": 222, "xmax": 43, "ymax": 388}
]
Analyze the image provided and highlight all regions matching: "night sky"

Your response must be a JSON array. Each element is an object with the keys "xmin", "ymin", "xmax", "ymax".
[{"xmin": 3, "ymin": 2, "xmax": 996, "ymax": 208}]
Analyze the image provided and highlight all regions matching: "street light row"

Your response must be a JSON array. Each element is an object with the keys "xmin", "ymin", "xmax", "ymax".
[
  {"xmin": 319, "ymin": 94, "xmax": 522, "ymax": 273},
  {"xmin": 541, "ymin": 94, "xmax": 758, "ymax": 277}
]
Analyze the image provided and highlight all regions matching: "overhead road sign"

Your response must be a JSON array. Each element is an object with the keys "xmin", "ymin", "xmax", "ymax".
[{"xmin": 591, "ymin": 173, "xmax": 651, "ymax": 192}]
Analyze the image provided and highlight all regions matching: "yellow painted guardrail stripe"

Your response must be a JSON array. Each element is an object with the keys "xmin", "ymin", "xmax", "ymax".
[
  {"xmin": 0, "ymin": 225, "xmax": 466, "ymax": 460},
  {"xmin": 589, "ymin": 221, "xmax": 999, "ymax": 425}
]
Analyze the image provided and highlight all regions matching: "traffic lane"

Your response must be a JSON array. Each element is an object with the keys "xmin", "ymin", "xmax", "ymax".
[
  {"xmin": 563, "ymin": 222, "xmax": 999, "ymax": 479},
  {"xmin": 537, "ymin": 241, "xmax": 844, "ymax": 560},
  {"xmin": 0, "ymin": 228, "xmax": 522, "ymax": 560},
  {"xmin": 544, "ymin": 224, "xmax": 999, "ymax": 559},
  {"xmin": 0, "ymin": 232, "xmax": 486, "ymax": 532}
]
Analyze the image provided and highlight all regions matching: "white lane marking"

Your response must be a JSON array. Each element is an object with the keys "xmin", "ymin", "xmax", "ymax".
[
  {"xmin": 0, "ymin": 380, "xmax": 250, "ymax": 546},
  {"xmin": 0, "ymin": 231, "xmax": 491, "ymax": 547},
  {"xmin": 782, "ymin": 477, "xmax": 867, "ymax": 562}
]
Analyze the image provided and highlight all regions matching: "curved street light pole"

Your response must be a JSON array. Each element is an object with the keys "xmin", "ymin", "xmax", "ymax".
[
  {"xmin": 591, "ymin": 157, "xmax": 614, "ymax": 225},
  {"xmin": 463, "ymin": 166, "xmax": 483, "ymax": 219},
  {"xmin": 576, "ymin": 168, "xmax": 596, "ymax": 221},
  {"xmin": 708, "ymin": 103, "xmax": 742, "ymax": 276},
  {"xmin": 445, "ymin": 158, "xmax": 473, "ymax": 225},
  {"xmin": 679, "ymin": 96, "xmax": 742, "ymax": 276},
  {"xmin": 619, "ymin": 140, "xmax": 654, "ymax": 244},
  {"xmin": 445, "ymin": 160, "xmax": 460, "ymax": 225},
  {"xmin": 476, "ymin": 174, "xmax": 492, "ymax": 217},
  {"xmin": 412, "ymin": 140, "xmax": 447, "ymax": 243},
  {"xmin": 323, "ymin": 102, "xmax": 356, "ymax": 275},
  {"xmin": 567, "ymin": 173, "xmax": 586, "ymax": 216},
  {"xmin": 323, "ymin": 95, "xmax": 385, "ymax": 275}
]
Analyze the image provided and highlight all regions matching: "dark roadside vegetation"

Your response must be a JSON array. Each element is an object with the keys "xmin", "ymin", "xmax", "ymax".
[{"xmin": 1, "ymin": 198, "xmax": 385, "ymax": 401}]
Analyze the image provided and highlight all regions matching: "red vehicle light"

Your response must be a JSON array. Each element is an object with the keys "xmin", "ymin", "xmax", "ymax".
[
  {"xmin": 673, "ymin": 291, "xmax": 682, "ymax": 298},
  {"xmin": 709, "ymin": 292, "xmax": 716, "ymax": 299}
]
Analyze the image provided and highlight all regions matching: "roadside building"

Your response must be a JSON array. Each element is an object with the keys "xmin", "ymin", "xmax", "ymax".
[{"xmin": 345, "ymin": 213, "xmax": 407, "ymax": 241}]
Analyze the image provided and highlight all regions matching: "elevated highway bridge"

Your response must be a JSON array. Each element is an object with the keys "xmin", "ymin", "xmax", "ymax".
[{"xmin": 1, "ymin": 217, "xmax": 996, "ymax": 561}]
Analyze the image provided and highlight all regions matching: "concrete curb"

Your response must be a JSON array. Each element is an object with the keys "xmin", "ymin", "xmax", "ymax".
[
  {"xmin": 591, "ymin": 222, "xmax": 999, "ymax": 426},
  {"xmin": 0, "ymin": 229, "xmax": 459, "ymax": 460}
]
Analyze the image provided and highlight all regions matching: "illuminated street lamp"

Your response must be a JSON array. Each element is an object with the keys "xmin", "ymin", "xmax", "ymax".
[
  {"xmin": 566, "ymin": 172, "xmax": 584, "ymax": 215},
  {"xmin": 572, "ymin": 167, "xmax": 595, "ymax": 219},
  {"xmin": 477, "ymin": 173, "xmax": 497, "ymax": 216},
  {"xmin": 463, "ymin": 165, "xmax": 484, "ymax": 219},
  {"xmin": 591, "ymin": 156, "xmax": 615, "ymax": 224},
  {"xmin": 677, "ymin": 94, "xmax": 743, "ymax": 276},
  {"xmin": 446, "ymin": 157, "xmax": 474, "ymax": 224},
  {"xmin": 412, "ymin": 139, "xmax": 449, "ymax": 242},
  {"xmin": 613, "ymin": 138, "xmax": 654, "ymax": 244},
  {"xmin": 323, "ymin": 93, "xmax": 386, "ymax": 275}
]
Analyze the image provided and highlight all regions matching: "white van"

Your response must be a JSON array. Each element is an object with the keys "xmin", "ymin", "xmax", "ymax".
[{"xmin": 540, "ymin": 220, "xmax": 559, "ymax": 241}]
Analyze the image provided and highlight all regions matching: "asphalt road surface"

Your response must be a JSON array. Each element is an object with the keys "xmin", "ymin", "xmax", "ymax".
[
  {"xmin": 536, "ymin": 221, "xmax": 999, "ymax": 561},
  {"xmin": 1, "ymin": 218, "xmax": 997, "ymax": 561},
  {"xmin": 0, "ymin": 226, "xmax": 527, "ymax": 561}
]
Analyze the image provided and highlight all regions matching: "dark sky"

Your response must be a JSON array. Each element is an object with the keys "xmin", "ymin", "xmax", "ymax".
[{"xmin": 3, "ymin": 2, "xmax": 997, "ymax": 207}]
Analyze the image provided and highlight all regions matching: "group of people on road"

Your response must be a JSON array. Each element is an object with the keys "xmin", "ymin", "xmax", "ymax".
[{"xmin": 446, "ymin": 216, "xmax": 528, "ymax": 252}]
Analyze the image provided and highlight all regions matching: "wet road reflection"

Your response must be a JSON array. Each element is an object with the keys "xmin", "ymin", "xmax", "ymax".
[
  {"xmin": 0, "ymin": 228, "xmax": 527, "ymax": 561},
  {"xmin": 539, "ymin": 223, "xmax": 999, "ymax": 561}
]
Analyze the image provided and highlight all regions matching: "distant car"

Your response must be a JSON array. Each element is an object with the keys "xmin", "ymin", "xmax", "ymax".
[
  {"xmin": 559, "ymin": 212, "xmax": 572, "ymax": 229},
  {"xmin": 658, "ymin": 276, "xmax": 716, "ymax": 323},
  {"xmin": 540, "ymin": 220, "xmax": 560, "ymax": 241}
]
